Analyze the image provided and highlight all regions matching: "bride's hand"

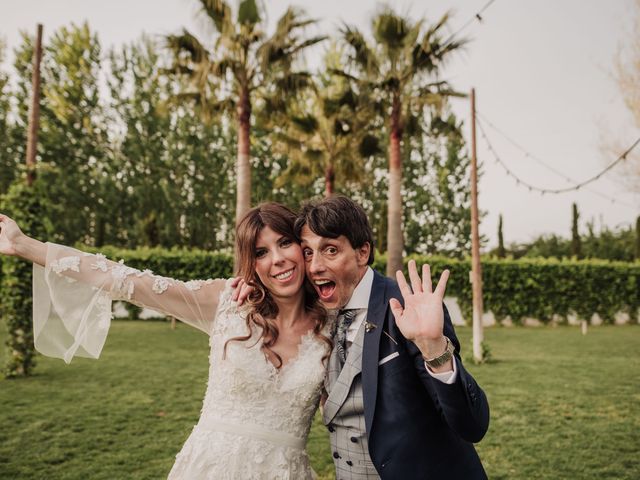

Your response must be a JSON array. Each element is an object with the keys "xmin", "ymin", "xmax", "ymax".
[{"xmin": 0, "ymin": 214, "xmax": 25, "ymax": 256}]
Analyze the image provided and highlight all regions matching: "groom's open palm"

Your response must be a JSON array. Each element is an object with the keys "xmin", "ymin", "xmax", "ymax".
[{"xmin": 389, "ymin": 260, "xmax": 450, "ymax": 343}]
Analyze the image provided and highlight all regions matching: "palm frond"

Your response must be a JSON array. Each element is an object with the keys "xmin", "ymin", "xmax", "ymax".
[
  {"xmin": 258, "ymin": 9, "xmax": 322, "ymax": 74},
  {"xmin": 358, "ymin": 134, "xmax": 381, "ymax": 157},
  {"xmin": 417, "ymin": 81, "xmax": 466, "ymax": 100},
  {"xmin": 372, "ymin": 9, "xmax": 409, "ymax": 51},
  {"xmin": 273, "ymin": 7, "xmax": 308, "ymax": 39},
  {"xmin": 404, "ymin": 19, "xmax": 424, "ymax": 50},
  {"xmin": 303, "ymin": 148, "xmax": 325, "ymax": 163},
  {"xmin": 425, "ymin": 12, "xmax": 451, "ymax": 40},
  {"xmin": 199, "ymin": 0, "xmax": 233, "ymax": 34},
  {"xmin": 273, "ymin": 131, "xmax": 305, "ymax": 149},
  {"xmin": 271, "ymin": 72, "xmax": 314, "ymax": 96},
  {"xmin": 403, "ymin": 112, "xmax": 423, "ymax": 137},
  {"xmin": 340, "ymin": 25, "xmax": 379, "ymax": 75},
  {"xmin": 165, "ymin": 29, "xmax": 209, "ymax": 64},
  {"xmin": 285, "ymin": 35, "xmax": 327, "ymax": 58},
  {"xmin": 210, "ymin": 57, "xmax": 235, "ymax": 77},
  {"xmin": 327, "ymin": 67, "xmax": 360, "ymax": 83},
  {"xmin": 160, "ymin": 64, "xmax": 195, "ymax": 76},
  {"xmin": 332, "ymin": 88, "xmax": 358, "ymax": 111},
  {"xmin": 291, "ymin": 114, "xmax": 319, "ymax": 134}
]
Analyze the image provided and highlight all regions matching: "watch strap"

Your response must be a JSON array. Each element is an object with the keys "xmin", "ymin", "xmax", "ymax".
[{"xmin": 423, "ymin": 336, "xmax": 454, "ymax": 368}]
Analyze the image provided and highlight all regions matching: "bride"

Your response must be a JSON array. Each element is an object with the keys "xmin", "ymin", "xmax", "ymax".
[{"xmin": 0, "ymin": 203, "xmax": 332, "ymax": 479}]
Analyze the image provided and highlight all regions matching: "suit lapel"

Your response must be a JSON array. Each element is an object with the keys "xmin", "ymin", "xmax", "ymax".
[{"xmin": 362, "ymin": 270, "xmax": 388, "ymax": 436}]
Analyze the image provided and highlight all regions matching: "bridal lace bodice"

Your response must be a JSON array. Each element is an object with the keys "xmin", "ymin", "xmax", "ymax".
[
  {"xmin": 202, "ymin": 288, "xmax": 327, "ymax": 438},
  {"xmin": 33, "ymin": 243, "xmax": 330, "ymax": 479}
]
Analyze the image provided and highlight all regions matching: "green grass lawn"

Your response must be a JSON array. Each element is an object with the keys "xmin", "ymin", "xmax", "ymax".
[{"xmin": 1, "ymin": 321, "xmax": 639, "ymax": 479}]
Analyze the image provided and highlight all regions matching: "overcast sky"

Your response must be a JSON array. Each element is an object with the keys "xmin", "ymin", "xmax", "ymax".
[{"xmin": 2, "ymin": 0, "xmax": 639, "ymax": 247}]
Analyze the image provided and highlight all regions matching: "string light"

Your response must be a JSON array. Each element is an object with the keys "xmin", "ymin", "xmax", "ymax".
[
  {"xmin": 443, "ymin": 0, "xmax": 497, "ymax": 45},
  {"xmin": 476, "ymin": 119, "xmax": 640, "ymax": 210},
  {"xmin": 478, "ymin": 111, "xmax": 630, "ymax": 193}
]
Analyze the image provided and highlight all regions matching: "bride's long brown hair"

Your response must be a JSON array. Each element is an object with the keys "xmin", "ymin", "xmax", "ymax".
[{"xmin": 224, "ymin": 203, "xmax": 332, "ymax": 368}]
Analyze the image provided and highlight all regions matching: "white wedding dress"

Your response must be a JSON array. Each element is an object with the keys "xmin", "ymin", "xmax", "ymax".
[{"xmin": 32, "ymin": 243, "xmax": 329, "ymax": 479}]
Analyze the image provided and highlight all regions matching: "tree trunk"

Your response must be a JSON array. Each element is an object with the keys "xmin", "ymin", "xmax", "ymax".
[
  {"xmin": 386, "ymin": 96, "xmax": 404, "ymax": 277},
  {"xmin": 234, "ymin": 87, "xmax": 252, "ymax": 273},
  {"xmin": 635, "ymin": 215, "xmax": 640, "ymax": 260},
  {"xmin": 470, "ymin": 89, "xmax": 484, "ymax": 363},
  {"xmin": 26, "ymin": 24, "xmax": 43, "ymax": 187},
  {"xmin": 236, "ymin": 87, "xmax": 252, "ymax": 226},
  {"xmin": 324, "ymin": 164, "xmax": 335, "ymax": 197}
]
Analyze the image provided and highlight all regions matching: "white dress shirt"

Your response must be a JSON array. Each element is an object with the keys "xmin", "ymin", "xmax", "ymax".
[{"xmin": 342, "ymin": 267, "xmax": 457, "ymax": 384}]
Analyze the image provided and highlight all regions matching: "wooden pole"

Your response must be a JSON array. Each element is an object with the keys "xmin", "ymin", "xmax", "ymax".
[
  {"xmin": 470, "ymin": 88, "xmax": 484, "ymax": 362},
  {"xmin": 26, "ymin": 23, "xmax": 43, "ymax": 187}
]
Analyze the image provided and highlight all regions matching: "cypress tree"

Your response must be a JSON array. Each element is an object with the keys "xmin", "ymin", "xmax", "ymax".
[
  {"xmin": 635, "ymin": 216, "xmax": 640, "ymax": 261},
  {"xmin": 570, "ymin": 203, "xmax": 582, "ymax": 259},
  {"xmin": 497, "ymin": 214, "xmax": 506, "ymax": 258}
]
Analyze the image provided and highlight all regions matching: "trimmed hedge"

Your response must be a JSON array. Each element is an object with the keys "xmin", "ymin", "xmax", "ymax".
[
  {"xmin": 0, "ymin": 182, "xmax": 50, "ymax": 377},
  {"xmin": 82, "ymin": 245, "xmax": 234, "ymax": 281},
  {"xmin": 82, "ymin": 246, "xmax": 235, "ymax": 320},
  {"xmin": 376, "ymin": 254, "xmax": 640, "ymax": 325},
  {"xmin": 2, "ymin": 247, "xmax": 638, "ymax": 343}
]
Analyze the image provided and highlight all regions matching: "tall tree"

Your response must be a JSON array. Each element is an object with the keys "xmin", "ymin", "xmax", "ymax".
[
  {"xmin": 610, "ymin": 0, "xmax": 640, "ymax": 194},
  {"xmin": 570, "ymin": 202, "xmax": 582, "ymax": 258},
  {"xmin": 108, "ymin": 36, "xmax": 183, "ymax": 248},
  {"xmin": 109, "ymin": 35, "xmax": 238, "ymax": 250},
  {"xmin": 0, "ymin": 39, "xmax": 19, "ymax": 195},
  {"xmin": 268, "ymin": 45, "xmax": 380, "ymax": 197},
  {"xmin": 10, "ymin": 25, "xmax": 107, "ymax": 245},
  {"xmin": 338, "ymin": 7, "xmax": 464, "ymax": 275},
  {"xmin": 403, "ymin": 114, "xmax": 474, "ymax": 257},
  {"xmin": 165, "ymin": 0, "xmax": 324, "ymax": 228},
  {"xmin": 497, "ymin": 214, "xmax": 506, "ymax": 258},
  {"xmin": 13, "ymin": 23, "xmax": 109, "ymax": 246},
  {"xmin": 635, "ymin": 215, "xmax": 640, "ymax": 260}
]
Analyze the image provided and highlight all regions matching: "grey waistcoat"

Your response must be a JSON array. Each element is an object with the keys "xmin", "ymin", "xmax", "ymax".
[{"xmin": 323, "ymin": 322, "xmax": 380, "ymax": 479}]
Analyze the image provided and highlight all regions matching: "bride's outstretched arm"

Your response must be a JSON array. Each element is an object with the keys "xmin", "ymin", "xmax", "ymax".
[{"xmin": 0, "ymin": 213, "xmax": 229, "ymax": 363}]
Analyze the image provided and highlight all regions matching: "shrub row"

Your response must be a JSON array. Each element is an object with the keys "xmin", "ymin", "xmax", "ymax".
[
  {"xmin": 0, "ymin": 183, "xmax": 49, "ymax": 376},
  {"xmin": 383, "ymin": 254, "xmax": 640, "ymax": 325},
  {"xmin": 2, "ymin": 247, "xmax": 638, "ymax": 329}
]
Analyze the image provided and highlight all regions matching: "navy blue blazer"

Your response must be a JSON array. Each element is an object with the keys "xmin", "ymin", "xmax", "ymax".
[{"xmin": 361, "ymin": 270, "xmax": 490, "ymax": 479}]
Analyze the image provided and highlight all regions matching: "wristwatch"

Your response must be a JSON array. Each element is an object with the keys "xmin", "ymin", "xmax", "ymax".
[{"xmin": 423, "ymin": 336, "xmax": 455, "ymax": 368}]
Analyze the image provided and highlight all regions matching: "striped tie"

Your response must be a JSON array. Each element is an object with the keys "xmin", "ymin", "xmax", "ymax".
[{"xmin": 336, "ymin": 309, "xmax": 357, "ymax": 366}]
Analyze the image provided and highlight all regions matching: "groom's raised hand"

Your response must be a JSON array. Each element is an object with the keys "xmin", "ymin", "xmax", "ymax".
[{"xmin": 389, "ymin": 260, "xmax": 453, "ymax": 372}]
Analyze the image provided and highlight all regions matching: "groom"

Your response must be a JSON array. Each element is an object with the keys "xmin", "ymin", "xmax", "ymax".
[{"xmin": 295, "ymin": 195, "xmax": 489, "ymax": 479}]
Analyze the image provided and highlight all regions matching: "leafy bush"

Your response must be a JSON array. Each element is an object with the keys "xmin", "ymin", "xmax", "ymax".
[
  {"xmin": 82, "ymin": 245, "xmax": 234, "ymax": 281},
  {"xmin": 0, "ymin": 182, "xmax": 51, "ymax": 377},
  {"xmin": 2, "ymin": 246, "xmax": 637, "ymax": 376},
  {"xmin": 396, "ymin": 255, "xmax": 640, "ymax": 325}
]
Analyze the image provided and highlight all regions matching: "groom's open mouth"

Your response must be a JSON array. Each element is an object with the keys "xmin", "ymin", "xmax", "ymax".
[{"xmin": 313, "ymin": 279, "xmax": 336, "ymax": 301}]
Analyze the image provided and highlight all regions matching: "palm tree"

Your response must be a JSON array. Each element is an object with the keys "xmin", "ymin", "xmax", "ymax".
[
  {"xmin": 268, "ymin": 46, "xmax": 380, "ymax": 197},
  {"xmin": 337, "ymin": 7, "xmax": 464, "ymax": 275},
  {"xmin": 166, "ymin": 0, "xmax": 324, "ymax": 228}
]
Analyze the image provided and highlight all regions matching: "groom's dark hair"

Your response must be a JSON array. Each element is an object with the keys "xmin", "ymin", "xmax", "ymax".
[{"xmin": 294, "ymin": 195, "xmax": 375, "ymax": 265}]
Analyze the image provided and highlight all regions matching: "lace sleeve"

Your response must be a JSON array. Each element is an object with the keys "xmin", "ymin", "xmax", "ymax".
[{"xmin": 33, "ymin": 242, "xmax": 227, "ymax": 363}]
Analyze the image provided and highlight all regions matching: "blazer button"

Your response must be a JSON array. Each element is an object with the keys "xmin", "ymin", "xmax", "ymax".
[
  {"xmin": 333, "ymin": 452, "xmax": 340, "ymax": 459},
  {"xmin": 350, "ymin": 436, "xmax": 358, "ymax": 443},
  {"xmin": 328, "ymin": 425, "xmax": 335, "ymax": 432},
  {"xmin": 346, "ymin": 460, "xmax": 353, "ymax": 466}
]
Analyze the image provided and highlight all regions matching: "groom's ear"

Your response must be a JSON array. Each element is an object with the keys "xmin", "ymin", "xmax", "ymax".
[{"xmin": 355, "ymin": 242, "xmax": 371, "ymax": 267}]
